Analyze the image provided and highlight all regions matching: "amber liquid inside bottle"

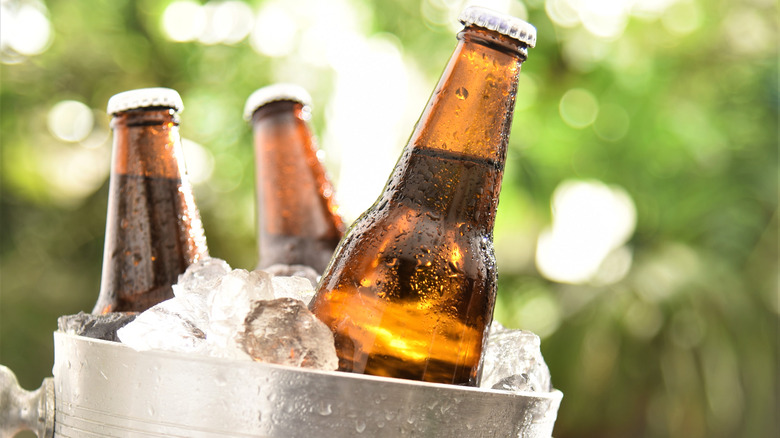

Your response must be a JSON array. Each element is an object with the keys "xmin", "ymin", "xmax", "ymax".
[
  {"xmin": 310, "ymin": 26, "xmax": 528, "ymax": 385},
  {"xmin": 93, "ymin": 108, "xmax": 208, "ymax": 314},
  {"xmin": 252, "ymin": 101, "xmax": 344, "ymax": 272}
]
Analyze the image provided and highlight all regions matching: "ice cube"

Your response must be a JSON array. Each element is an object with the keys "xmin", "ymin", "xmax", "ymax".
[
  {"xmin": 174, "ymin": 257, "xmax": 232, "ymax": 298},
  {"xmin": 58, "ymin": 312, "xmax": 137, "ymax": 342},
  {"xmin": 206, "ymin": 269, "xmax": 275, "ymax": 358},
  {"xmin": 479, "ymin": 321, "xmax": 552, "ymax": 393},
  {"xmin": 263, "ymin": 264, "xmax": 319, "ymax": 287},
  {"xmin": 271, "ymin": 275, "xmax": 316, "ymax": 306},
  {"xmin": 117, "ymin": 297, "xmax": 210, "ymax": 355},
  {"xmin": 239, "ymin": 298, "xmax": 338, "ymax": 370}
]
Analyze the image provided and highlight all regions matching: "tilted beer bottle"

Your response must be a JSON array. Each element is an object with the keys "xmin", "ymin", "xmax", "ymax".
[
  {"xmin": 244, "ymin": 84, "xmax": 344, "ymax": 273},
  {"xmin": 92, "ymin": 88, "xmax": 209, "ymax": 314},
  {"xmin": 309, "ymin": 7, "xmax": 536, "ymax": 385}
]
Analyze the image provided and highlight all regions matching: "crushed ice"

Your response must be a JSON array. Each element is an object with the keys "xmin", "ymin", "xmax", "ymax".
[
  {"xmin": 117, "ymin": 257, "xmax": 337, "ymax": 370},
  {"xmin": 479, "ymin": 321, "xmax": 552, "ymax": 393}
]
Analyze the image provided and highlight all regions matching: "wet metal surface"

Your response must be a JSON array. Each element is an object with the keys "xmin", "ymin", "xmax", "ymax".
[{"xmin": 52, "ymin": 332, "xmax": 561, "ymax": 437}]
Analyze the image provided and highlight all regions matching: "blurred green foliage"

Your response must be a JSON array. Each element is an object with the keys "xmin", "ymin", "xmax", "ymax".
[{"xmin": 0, "ymin": 0, "xmax": 777, "ymax": 437}]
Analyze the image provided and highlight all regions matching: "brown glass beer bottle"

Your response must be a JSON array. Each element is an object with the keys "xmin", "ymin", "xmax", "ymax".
[
  {"xmin": 309, "ymin": 7, "xmax": 536, "ymax": 385},
  {"xmin": 244, "ymin": 84, "xmax": 344, "ymax": 273},
  {"xmin": 92, "ymin": 88, "xmax": 209, "ymax": 314}
]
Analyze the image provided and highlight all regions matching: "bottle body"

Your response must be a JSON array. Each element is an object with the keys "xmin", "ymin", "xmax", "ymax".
[
  {"xmin": 93, "ymin": 107, "xmax": 208, "ymax": 314},
  {"xmin": 310, "ymin": 24, "xmax": 529, "ymax": 385},
  {"xmin": 313, "ymin": 146, "xmax": 501, "ymax": 384},
  {"xmin": 251, "ymin": 99, "xmax": 344, "ymax": 272}
]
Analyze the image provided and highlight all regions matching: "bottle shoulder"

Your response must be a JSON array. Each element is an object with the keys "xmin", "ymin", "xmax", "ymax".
[{"xmin": 342, "ymin": 202, "xmax": 491, "ymax": 260}]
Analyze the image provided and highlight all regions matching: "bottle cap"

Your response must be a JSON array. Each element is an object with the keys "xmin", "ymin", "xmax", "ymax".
[
  {"xmin": 458, "ymin": 6, "xmax": 537, "ymax": 48},
  {"xmin": 244, "ymin": 83, "xmax": 313, "ymax": 121},
  {"xmin": 107, "ymin": 88, "xmax": 184, "ymax": 115}
]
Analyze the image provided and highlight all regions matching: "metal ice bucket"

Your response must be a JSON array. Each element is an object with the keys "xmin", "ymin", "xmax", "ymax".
[{"xmin": 3, "ymin": 332, "xmax": 562, "ymax": 437}]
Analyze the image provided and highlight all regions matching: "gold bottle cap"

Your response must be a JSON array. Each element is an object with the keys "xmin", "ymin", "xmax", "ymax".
[
  {"xmin": 107, "ymin": 87, "xmax": 184, "ymax": 115},
  {"xmin": 244, "ymin": 83, "xmax": 313, "ymax": 121},
  {"xmin": 458, "ymin": 6, "xmax": 537, "ymax": 48}
]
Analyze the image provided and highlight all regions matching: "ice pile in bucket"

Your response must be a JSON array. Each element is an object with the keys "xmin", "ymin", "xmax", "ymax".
[
  {"xmin": 61, "ymin": 257, "xmax": 552, "ymax": 392},
  {"xmin": 115, "ymin": 258, "xmax": 338, "ymax": 370}
]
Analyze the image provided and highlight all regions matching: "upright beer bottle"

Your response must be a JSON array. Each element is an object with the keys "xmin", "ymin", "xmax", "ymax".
[
  {"xmin": 244, "ymin": 84, "xmax": 344, "ymax": 273},
  {"xmin": 93, "ymin": 88, "xmax": 209, "ymax": 314},
  {"xmin": 309, "ymin": 7, "xmax": 536, "ymax": 385}
]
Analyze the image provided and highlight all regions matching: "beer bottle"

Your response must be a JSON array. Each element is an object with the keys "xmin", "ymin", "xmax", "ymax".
[
  {"xmin": 92, "ymin": 88, "xmax": 209, "ymax": 314},
  {"xmin": 244, "ymin": 84, "xmax": 344, "ymax": 273},
  {"xmin": 309, "ymin": 7, "xmax": 536, "ymax": 385}
]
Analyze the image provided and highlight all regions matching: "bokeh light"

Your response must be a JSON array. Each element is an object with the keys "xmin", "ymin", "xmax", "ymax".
[
  {"xmin": 593, "ymin": 102, "xmax": 630, "ymax": 141},
  {"xmin": 0, "ymin": 0, "xmax": 52, "ymax": 63},
  {"xmin": 162, "ymin": 1, "xmax": 206, "ymax": 42},
  {"xmin": 38, "ymin": 140, "xmax": 111, "ymax": 205},
  {"xmin": 559, "ymin": 88, "xmax": 599, "ymax": 129},
  {"xmin": 198, "ymin": 1, "xmax": 254, "ymax": 45},
  {"xmin": 250, "ymin": 4, "xmax": 298, "ymax": 57},
  {"xmin": 163, "ymin": 0, "xmax": 253, "ymax": 45},
  {"xmin": 660, "ymin": 0, "xmax": 702, "ymax": 36},
  {"xmin": 47, "ymin": 100, "xmax": 94, "ymax": 143},
  {"xmin": 182, "ymin": 138, "xmax": 215, "ymax": 185},
  {"xmin": 536, "ymin": 180, "xmax": 637, "ymax": 284}
]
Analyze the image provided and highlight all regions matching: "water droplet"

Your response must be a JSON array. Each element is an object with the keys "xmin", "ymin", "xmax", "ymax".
[
  {"xmin": 455, "ymin": 87, "xmax": 469, "ymax": 100},
  {"xmin": 318, "ymin": 403, "xmax": 333, "ymax": 416},
  {"xmin": 355, "ymin": 419, "xmax": 366, "ymax": 433}
]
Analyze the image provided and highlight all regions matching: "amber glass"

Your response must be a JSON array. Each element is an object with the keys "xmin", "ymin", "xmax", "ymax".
[
  {"xmin": 309, "ymin": 26, "xmax": 529, "ymax": 385},
  {"xmin": 251, "ymin": 100, "xmax": 344, "ymax": 272},
  {"xmin": 92, "ymin": 107, "xmax": 208, "ymax": 314}
]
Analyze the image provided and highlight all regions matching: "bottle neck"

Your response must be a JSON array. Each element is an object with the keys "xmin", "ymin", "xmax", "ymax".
[
  {"xmin": 251, "ymin": 101, "xmax": 343, "ymax": 242},
  {"xmin": 386, "ymin": 27, "xmax": 527, "ymax": 229},
  {"xmin": 110, "ymin": 107, "xmax": 186, "ymax": 179},
  {"xmin": 408, "ymin": 26, "xmax": 527, "ymax": 162}
]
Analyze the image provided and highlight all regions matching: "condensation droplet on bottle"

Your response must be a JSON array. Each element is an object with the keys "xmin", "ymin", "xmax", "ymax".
[
  {"xmin": 455, "ymin": 87, "xmax": 469, "ymax": 100},
  {"xmin": 355, "ymin": 419, "xmax": 366, "ymax": 433}
]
